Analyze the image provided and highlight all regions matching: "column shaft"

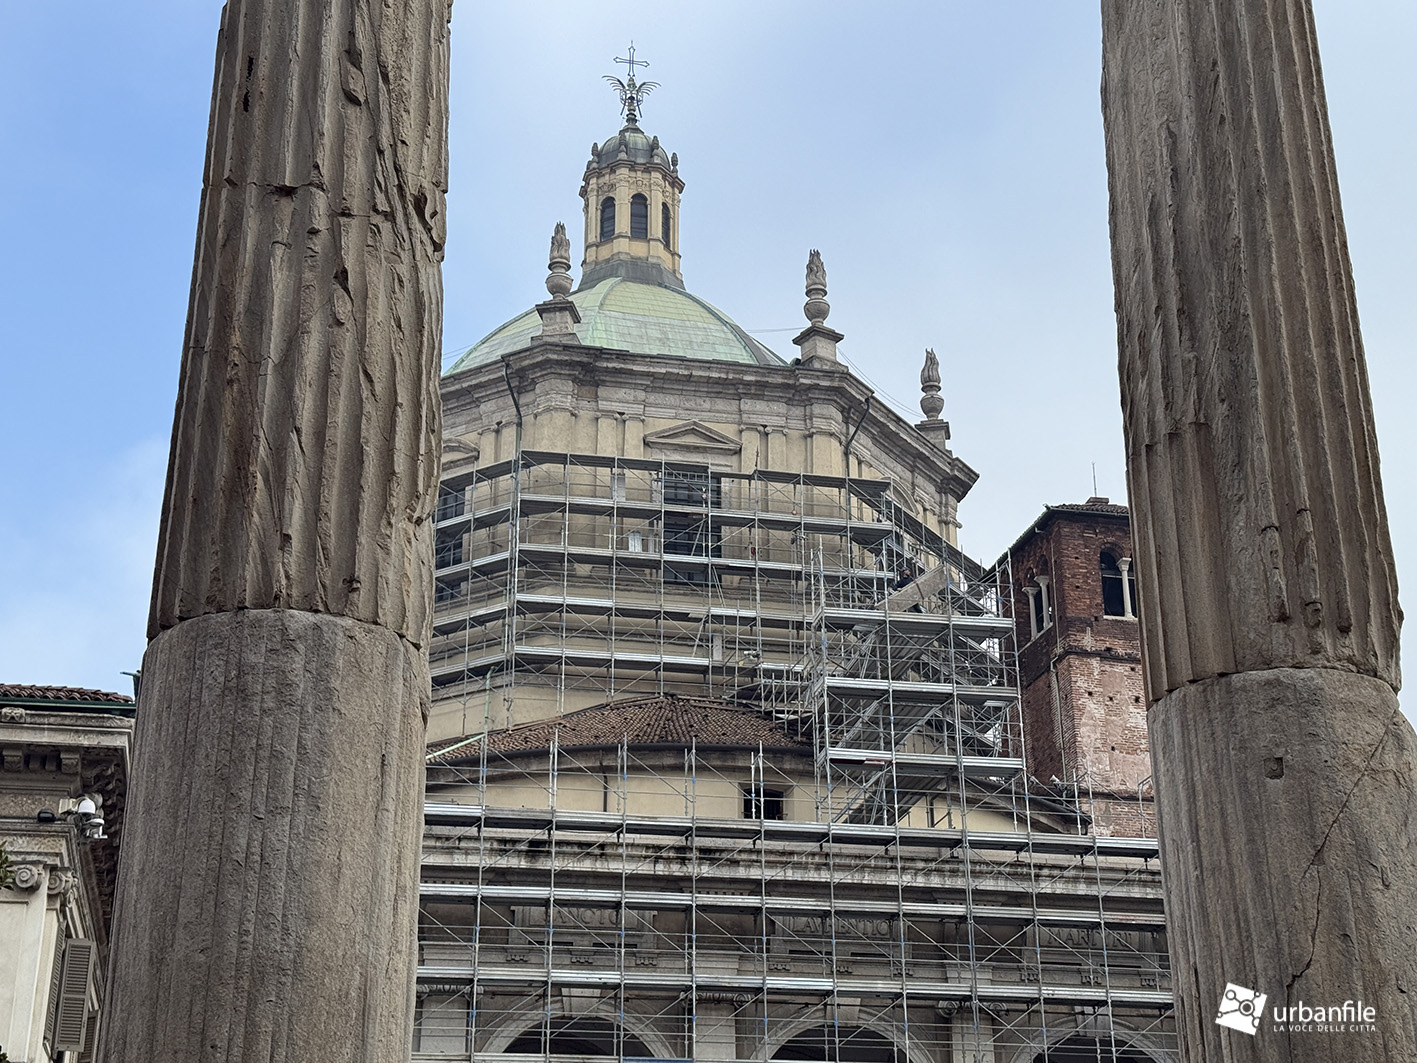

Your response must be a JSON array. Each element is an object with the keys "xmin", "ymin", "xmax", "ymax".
[
  {"xmin": 103, "ymin": 1, "xmax": 451, "ymax": 1059},
  {"xmin": 1101, "ymin": 2, "xmax": 1414, "ymax": 1058}
]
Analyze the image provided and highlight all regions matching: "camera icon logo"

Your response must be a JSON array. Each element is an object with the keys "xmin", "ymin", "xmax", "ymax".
[{"xmin": 1216, "ymin": 983, "xmax": 1268, "ymax": 1036}]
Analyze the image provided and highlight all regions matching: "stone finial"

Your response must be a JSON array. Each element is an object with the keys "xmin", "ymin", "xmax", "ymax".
[
  {"xmin": 536, "ymin": 222, "xmax": 581, "ymax": 341},
  {"xmin": 591, "ymin": 142, "xmax": 599, "ymax": 157},
  {"xmin": 916, "ymin": 348, "xmax": 951, "ymax": 447},
  {"xmin": 670, "ymin": 152, "xmax": 678, "ymax": 172},
  {"xmin": 546, "ymin": 222, "xmax": 573, "ymax": 298},
  {"xmin": 804, "ymin": 250, "xmax": 829, "ymax": 325},
  {"xmin": 919, "ymin": 348, "xmax": 944, "ymax": 420},
  {"xmin": 794, "ymin": 249, "xmax": 844, "ymax": 369}
]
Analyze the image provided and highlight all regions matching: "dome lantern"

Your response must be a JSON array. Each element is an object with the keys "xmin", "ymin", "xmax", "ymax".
[{"xmin": 579, "ymin": 47, "xmax": 684, "ymax": 291}]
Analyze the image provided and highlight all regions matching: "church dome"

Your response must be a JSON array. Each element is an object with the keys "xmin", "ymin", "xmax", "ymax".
[
  {"xmin": 447, "ymin": 70, "xmax": 784, "ymax": 376},
  {"xmin": 591, "ymin": 124, "xmax": 673, "ymax": 169},
  {"xmin": 445, "ymin": 275, "xmax": 784, "ymax": 373}
]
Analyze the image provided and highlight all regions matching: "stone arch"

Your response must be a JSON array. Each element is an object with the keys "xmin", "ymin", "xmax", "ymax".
[
  {"xmin": 765, "ymin": 1016, "xmax": 918, "ymax": 1063},
  {"xmin": 482, "ymin": 998, "xmax": 675, "ymax": 1059},
  {"xmin": 1004, "ymin": 1021, "xmax": 1170, "ymax": 1063}
]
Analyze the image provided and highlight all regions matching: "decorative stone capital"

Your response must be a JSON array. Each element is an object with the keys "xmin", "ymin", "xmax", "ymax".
[
  {"xmin": 46, "ymin": 866, "xmax": 77, "ymax": 897},
  {"xmin": 11, "ymin": 863, "xmax": 44, "ymax": 892}
]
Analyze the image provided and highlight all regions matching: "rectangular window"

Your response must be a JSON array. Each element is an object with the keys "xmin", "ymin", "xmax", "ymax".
[
  {"xmin": 436, "ymin": 486, "xmax": 465, "ymax": 522},
  {"xmin": 664, "ymin": 515, "xmax": 709, "ymax": 556},
  {"xmin": 662, "ymin": 470, "xmax": 721, "ymax": 507},
  {"xmin": 743, "ymin": 785, "xmax": 786, "ymax": 821},
  {"xmin": 434, "ymin": 577, "xmax": 466, "ymax": 603},
  {"xmin": 435, "ymin": 531, "xmax": 465, "ymax": 570}
]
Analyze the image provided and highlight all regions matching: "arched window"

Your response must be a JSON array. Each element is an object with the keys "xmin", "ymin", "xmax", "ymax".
[
  {"xmin": 1032, "ymin": 1036, "xmax": 1157, "ymax": 1062},
  {"xmin": 662, "ymin": 203, "xmax": 672, "ymax": 248},
  {"xmin": 1025, "ymin": 568, "xmax": 1052, "ymax": 638},
  {"xmin": 1101, "ymin": 549, "xmax": 1137, "ymax": 618},
  {"xmin": 773, "ymin": 1025, "xmax": 903, "ymax": 1063},
  {"xmin": 505, "ymin": 1017, "xmax": 653, "ymax": 1057},
  {"xmin": 599, "ymin": 197, "xmax": 616, "ymax": 242},
  {"xmin": 630, "ymin": 193, "xmax": 649, "ymax": 238},
  {"xmin": 1101, "ymin": 550, "xmax": 1126, "ymax": 617}
]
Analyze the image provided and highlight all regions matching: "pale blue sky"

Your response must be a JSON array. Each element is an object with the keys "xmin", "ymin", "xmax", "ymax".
[{"xmin": 0, "ymin": 3, "xmax": 1411, "ymax": 714}]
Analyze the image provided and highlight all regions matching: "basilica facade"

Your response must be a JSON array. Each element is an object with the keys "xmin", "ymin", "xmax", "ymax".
[{"xmin": 412, "ymin": 79, "xmax": 1174, "ymax": 1063}]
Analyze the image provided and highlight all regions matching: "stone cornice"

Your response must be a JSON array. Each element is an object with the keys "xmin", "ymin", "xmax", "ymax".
[{"xmin": 444, "ymin": 344, "xmax": 981, "ymax": 502}]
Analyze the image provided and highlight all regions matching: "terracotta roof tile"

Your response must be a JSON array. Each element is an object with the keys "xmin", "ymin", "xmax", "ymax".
[
  {"xmin": 993, "ymin": 499, "xmax": 1132, "ymax": 568},
  {"xmin": 428, "ymin": 695, "xmax": 805, "ymax": 764},
  {"xmin": 0, "ymin": 684, "xmax": 133, "ymax": 705},
  {"xmin": 1044, "ymin": 501, "xmax": 1131, "ymax": 517}
]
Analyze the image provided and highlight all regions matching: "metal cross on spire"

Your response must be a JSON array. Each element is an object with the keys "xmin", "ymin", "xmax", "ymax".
[
  {"xmin": 615, "ymin": 42, "xmax": 649, "ymax": 80},
  {"xmin": 604, "ymin": 42, "xmax": 660, "ymax": 125}
]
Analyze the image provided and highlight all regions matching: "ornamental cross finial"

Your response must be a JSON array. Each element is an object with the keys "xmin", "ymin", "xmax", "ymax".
[
  {"xmin": 615, "ymin": 43, "xmax": 649, "ymax": 80},
  {"xmin": 604, "ymin": 43, "xmax": 660, "ymax": 125}
]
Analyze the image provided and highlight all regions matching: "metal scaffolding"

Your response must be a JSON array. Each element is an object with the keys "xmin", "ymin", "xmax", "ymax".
[{"xmin": 417, "ymin": 449, "xmax": 1175, "ymax": 1063}]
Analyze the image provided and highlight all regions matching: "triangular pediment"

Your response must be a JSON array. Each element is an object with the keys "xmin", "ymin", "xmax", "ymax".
[{"xmin": 643, "ymin": 420, "xmax": 742, "ymax": 454}]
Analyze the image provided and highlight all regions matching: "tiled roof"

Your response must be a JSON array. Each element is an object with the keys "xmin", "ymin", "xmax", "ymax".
[
  {"xmin": 993, "ymin": 498, "xmax": 1132, "ymax": 569},
  {"xmin": 1044, "ymin": 500, "xmax": 1131, "ymax": 517},
  {"xmin": 0, "ymin": 684, "xmax": 133, "ymax": 705},
  {"xmin": 428, "ymin": 695, "xmax": 806, "ymax": 765}
]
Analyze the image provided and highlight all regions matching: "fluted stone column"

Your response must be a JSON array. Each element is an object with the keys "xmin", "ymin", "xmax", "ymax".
[
  {"xmin": 1101, "ymin": 2, "xmax": 1416, "ymax": 1059},
  {"xmin": 102, "ymin": 2, "xmax": 450, "ymax": 1060}
]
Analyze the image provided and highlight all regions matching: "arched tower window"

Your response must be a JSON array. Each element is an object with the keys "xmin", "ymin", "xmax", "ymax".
[
  {"xmin": 1101, "ymin": 551, "xmax": 1126, "ymax": 617},
  {"xmin": 599, "ymin": 197, "xmax": 616, "ymax": 242},
  {"xmin": 1101, "ymin": 548, "xmax": 1137, "ymax": 619},
  {"xmin": 662, "ymin": 203, "xmax": 672, "ymax": 249},
  {"xmin": 630, "ymin": 193, "xmax": 649, "ymax": 238}
]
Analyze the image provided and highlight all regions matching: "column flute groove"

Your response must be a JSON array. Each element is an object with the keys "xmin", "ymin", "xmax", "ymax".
[{"xmin": 102, "ymin": 2, "xmax": 452, "ymax": 1060}]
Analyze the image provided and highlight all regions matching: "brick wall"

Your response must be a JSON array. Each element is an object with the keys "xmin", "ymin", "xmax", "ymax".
[{"xmin": 1001, "ymin": 503, "xmax": 1152, "ymax": 836}]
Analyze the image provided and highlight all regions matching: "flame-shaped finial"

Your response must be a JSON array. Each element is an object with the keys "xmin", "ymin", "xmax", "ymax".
[{"xmin": 920, "ymin": 348, "xmax": 944, "ymax": 420}]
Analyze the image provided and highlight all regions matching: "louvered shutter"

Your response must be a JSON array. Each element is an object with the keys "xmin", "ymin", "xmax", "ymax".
[
  {"xmin": 78, "ymin": 1008, "xmax": 102, "ymax": 1063},
  {"xmin": 42, "ymin": 920, "xmax": 67, "ymax": 1051},
  {"xmin": 52, "ymin": 938, "xmax": 94, "ymax": 1052}
]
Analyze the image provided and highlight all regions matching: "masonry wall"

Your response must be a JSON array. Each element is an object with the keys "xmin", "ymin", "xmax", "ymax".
[{"xmin": 1007, "ymin": 507, "xmax": 1153, "ymax": 836}]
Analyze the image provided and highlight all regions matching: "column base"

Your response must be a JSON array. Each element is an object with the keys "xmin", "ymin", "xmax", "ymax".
[
  {"xmin": 103, "ymin": 609, "xmax": 428, "ymax": 1063},
  {"xmin": 1150, "ymin": 668, "xmax": 1417, "ymax": 1061}
]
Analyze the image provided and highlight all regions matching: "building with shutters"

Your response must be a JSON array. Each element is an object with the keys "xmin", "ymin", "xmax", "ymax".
[
  {"xmin": 413, "ymin": 71, "xmax": 1175, "ymax": 1063},
  {"xmin": 0, "ymin": 685, "xmax": 132, "ymax": 1063}
]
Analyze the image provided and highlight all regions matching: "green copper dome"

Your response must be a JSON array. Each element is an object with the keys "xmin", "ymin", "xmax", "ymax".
[{"xmin": 445, "ymin": 277, "xmax": 785, "ymax": 374}]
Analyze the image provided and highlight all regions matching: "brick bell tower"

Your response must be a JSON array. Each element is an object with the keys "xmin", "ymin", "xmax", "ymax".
[{"xmin": 999, "ymin": 499, "xmax": 1154, "ymax": 837}]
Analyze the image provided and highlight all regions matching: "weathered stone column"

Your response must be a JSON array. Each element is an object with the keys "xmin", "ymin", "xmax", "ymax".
[
  {"xmin": 1101, "ymin": 2, "xmax": 1416, "ymax": 1059},
  {"xmin": 102, "ymin": 2, "xmax": 450, "ymax": 1060}
]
